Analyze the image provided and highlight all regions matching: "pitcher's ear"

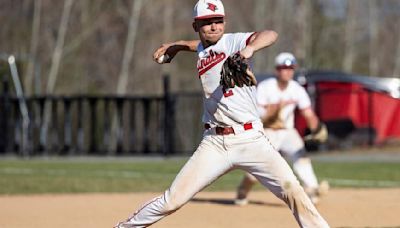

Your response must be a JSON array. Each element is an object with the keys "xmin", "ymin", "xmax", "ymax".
[{"xmin": 192, "ymin": 22, "xmax": 199, "ymax": 32}]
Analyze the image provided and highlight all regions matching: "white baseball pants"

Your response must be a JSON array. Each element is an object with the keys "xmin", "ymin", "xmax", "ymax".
[{"xmin": 116, "ymin": 129, "xmax": 329, "ymax": 228}]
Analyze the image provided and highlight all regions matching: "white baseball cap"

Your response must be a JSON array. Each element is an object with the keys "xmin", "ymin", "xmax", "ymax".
[
  {"xmin": 193, "ymin": 0, "xmax": 225, "ymax": 20},
  {"xmin": 275, "ymin": 52, "xmax": 297, "ymax": 67}
]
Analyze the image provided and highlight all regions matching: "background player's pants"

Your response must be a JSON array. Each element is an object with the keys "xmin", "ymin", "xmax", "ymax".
[
  {"xmin": 266, "ymin": 128, "xmax": 319, "ymax": 189},
  {"xmin": 116, "ymin": 129, "xmax": 329, "ymax": 228},
  {"xmin": 237, "ymin": 128, "xmax": 319, "ymax": 200}
]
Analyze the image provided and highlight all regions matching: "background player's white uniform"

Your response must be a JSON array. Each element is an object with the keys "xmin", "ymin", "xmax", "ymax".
[
  {"xmin": 257, "ymin": 78, "xmax": 319, "ymax": 190},
  {"xmin": 235, "ymin": 67, "xmax": 328, "ymax": 206},
  {"xmin": 115, "ymin": 21, "xmax": 329, "ymax": 228}
]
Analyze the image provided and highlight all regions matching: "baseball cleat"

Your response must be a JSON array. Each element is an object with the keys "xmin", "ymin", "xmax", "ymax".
[
  {"xmin": 234, "ymin": 198, "xmax": 249, "ymax": 206},
  {"xmin": 318, "ymin": 180, "xmax": 330, "ymax": 196},
  {"xmin": 306, "ymin": 180, "xmax": 330, "ymax": 205}
]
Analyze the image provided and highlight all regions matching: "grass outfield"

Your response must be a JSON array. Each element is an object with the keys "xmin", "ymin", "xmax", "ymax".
[{"xmin": 1, "ymin": 157, "xmax": 400, "ymax": 195}]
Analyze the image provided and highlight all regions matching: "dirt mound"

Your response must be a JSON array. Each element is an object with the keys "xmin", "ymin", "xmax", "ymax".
[{"xmin": 1, "ymin": 189, "xmax": 399, "ymax": 227}]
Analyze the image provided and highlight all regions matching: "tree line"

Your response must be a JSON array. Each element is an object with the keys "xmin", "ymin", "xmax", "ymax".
[{"xmin": 1, "ymin": 0, "xmax": 400, "ymax": 96}]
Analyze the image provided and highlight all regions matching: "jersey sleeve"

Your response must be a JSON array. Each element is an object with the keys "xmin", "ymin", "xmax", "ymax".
[
  {"xmin": 227, "ymin": 32, "xmax": 256, "ymax": 55},
  {"xmin": 297, "ymin": 84, "xmax": 312, "ymax": 110}
]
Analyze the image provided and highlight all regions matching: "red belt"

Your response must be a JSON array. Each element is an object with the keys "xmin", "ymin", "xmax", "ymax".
[{"xmin": 204, "ymin": 123, "xmax": 253, "ymax": 135}]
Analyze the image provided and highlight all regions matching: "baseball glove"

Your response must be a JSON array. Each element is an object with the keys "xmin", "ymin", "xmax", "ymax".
[
  {"xmin": 262, "ymin": 109, "xmax": 285, "ymax": 129},
  {"xmin": 220, "ymin": 53, "xmax": 257, "ymax": 90},
  {"xmin": 304, "ymin": 122, "xmax": 328, "ymax": 143},
  {"xmin": 264, "ymin": 118, "xmax": 285, "ymax": 129}
]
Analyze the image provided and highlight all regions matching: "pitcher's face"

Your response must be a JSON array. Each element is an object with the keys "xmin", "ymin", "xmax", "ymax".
[{"xmin": 193, "ymin": 17, "xmax": 225, "ymax": 47}]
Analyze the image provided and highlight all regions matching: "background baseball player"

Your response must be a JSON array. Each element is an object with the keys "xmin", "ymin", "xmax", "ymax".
[
  {"xmin": 115, "ymin": 1, "xmax": 329, "ymax": 227},
  {"xmin": 235, "ymin": 52, "xmax": 329, "ymax": 206}
]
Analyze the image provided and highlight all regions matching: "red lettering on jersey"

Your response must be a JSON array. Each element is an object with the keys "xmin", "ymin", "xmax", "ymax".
[
  {"xmin": 197, "ymin": 50, "xmax": 226, "ymax": 76},
  {"xmin": 223, "ymin": 88, "xmax": 234, "ymax": 97}
]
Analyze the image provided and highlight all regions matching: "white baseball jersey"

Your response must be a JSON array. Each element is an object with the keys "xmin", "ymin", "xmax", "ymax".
[
  {"xmin": 196, "ymin": 33, "xmax": 263, "ymax": 133},
  {"xmin": 256, "ymin": 78, "xmax": 311, "ymax": 129}
]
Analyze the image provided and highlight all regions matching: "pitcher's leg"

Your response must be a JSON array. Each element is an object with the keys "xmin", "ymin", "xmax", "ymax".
[
  {"xmin": 233, "ymin": 128, "xmax": 282, "ymax": 206},
  {"xmin": 115, "ymin": 136, "xmax": 230, "ymax": 227},
  {"xmin": 282, "ymin": 130, "xmax": 324, "ymax": 203},
  {"xmin": 247, "ymin": 139, "xmax": 329, "ymax": 228},
  {"xmin": 235, "ymin": 172, "xmax": 257, "ymax": 205}
]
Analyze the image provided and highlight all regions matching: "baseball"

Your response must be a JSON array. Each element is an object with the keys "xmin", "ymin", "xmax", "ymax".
[{"xmin": 157, "ymin": 54, "xmax": 168, "ymax": 64}]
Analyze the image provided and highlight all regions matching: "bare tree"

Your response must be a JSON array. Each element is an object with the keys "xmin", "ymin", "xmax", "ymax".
[
  {"xmin": 253, "ymin": 0, "xmax": 272, "ymax": 73},
  {"xmin": 394, "ymin": 25, "xmax": 400, "ymax": 77},
  {"xmin": 369, "ymin": 0, "xmax": 379, "ymax": 76},
  {"xmin": 25, "ymin": 0, "xmax": 42, "ymax": 96},
  {"xmin": 110, "ymin": 0, "xmax": 144, "ymax": 153},
  {"xmin": 62, "ymin": 7, "xmax": 103, "ymax": 58},
  {"xmin": 253, "ymin": 0, "xmax": 267, "ymax": 74},
  {"xmin": 269, "ymin": 0, "xmax": 286, "ymax": 71},
  {"xmin": 46, "ymin": 0, "xmax": 74, "ymax": 94},
  {"xmin": 161, "ymin": 0, "xmax": 174, "ymax": 75},
  {"xmin": 343, "ymin": 0, "xmax": 357, "ymax": 73},
  {"xmin": 40, "ymin": 0, "xmax": 75, "ymax": 148},
  {"xmin": 295, "ymin": 0, "xmax": 312, "ymax": 68},
  {"xmin": 116, "ymin": 0, "xmax": 144, "ymax": 95},
  {"xmin": 4, "ymin": 0, "xmax": 400, "ymax": 95}
]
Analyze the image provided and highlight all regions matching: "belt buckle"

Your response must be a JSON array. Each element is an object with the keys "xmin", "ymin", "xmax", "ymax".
[
  {"xmin": 205, "ymin": 123, "xmax": 253, "ymax": 135},
  {"xmin": 216, "ymin": 126, "xmax": 234, "ymax": 135}
]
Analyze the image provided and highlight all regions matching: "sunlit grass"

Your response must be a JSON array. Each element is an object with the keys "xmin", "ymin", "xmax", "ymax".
[{"xmin": 0, "ymin": 157, "xmax": 399, "ymax": 195}]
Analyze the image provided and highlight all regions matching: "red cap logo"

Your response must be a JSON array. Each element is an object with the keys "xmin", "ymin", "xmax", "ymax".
[{"xmin": 207, "ymin": 3, "xmax": 217, "ymax": 12}]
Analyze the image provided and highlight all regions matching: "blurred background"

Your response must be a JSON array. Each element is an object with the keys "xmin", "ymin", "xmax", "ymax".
[{"xmin": 1, "ymin": 0, "xmax": 400, "ymax": 156}]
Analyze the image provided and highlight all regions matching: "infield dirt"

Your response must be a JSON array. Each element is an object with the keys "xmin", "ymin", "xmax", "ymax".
[{"xmin": 1, "ymin": 188, "xmax": 399, "ymax": 228}]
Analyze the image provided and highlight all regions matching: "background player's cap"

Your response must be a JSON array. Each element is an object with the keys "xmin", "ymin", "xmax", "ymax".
[
  {"xmin": 193, "ymin": 0, "xmax": 225, "ymax": 20},
  {"xmin": 275, "ymin": 52, "xmax": 297, "ymax": 69}
]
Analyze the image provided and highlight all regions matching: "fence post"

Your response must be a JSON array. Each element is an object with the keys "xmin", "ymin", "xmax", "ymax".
[
  {"xmin": 103, "ymin": 98, "xmax": 111, "ymax": 154},
  {"xmin": 63, "ymin": 97, "xmax": 72, "ymax": 154},
  {"xmin": 76, "ymin": 97, "xmax": 84, "ymax": 154},
  {"xmin": 0, "ymin": 76, "xmax": 10, "ymax": 153},
  {"xmin": 116, "ymin": 98, "xmax": 124, "ymax": 154},
  {"xmin": 38, "ymin": 97, "xmax": 46, "ymax": 152},
  {"xmin": 128, "ymin": 100, "xmax": 136, "ymax": 153},
  {"xmin": 88, "ymin": 97, "xmax": 97, "ymax": 153},
  {"xmin": 48, "ymin": 98, "xmax": 59, "ymax": 154},
  {"xmin": 142, "ymin": 98, "xmax": 150, "ymax": 154},
  {"xmin": 163, "ymin": 74, "xmax": 174, "ymax": 155}
]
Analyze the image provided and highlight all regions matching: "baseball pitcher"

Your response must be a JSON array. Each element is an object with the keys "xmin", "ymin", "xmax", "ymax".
[{"xmin": 115, "ymin": 1, "xmax": 329, "ymax": 227}]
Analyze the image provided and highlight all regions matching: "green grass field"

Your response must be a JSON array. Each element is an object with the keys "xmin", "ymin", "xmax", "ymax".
[{"xmin": 1, "ymin": 157, "xmax": 400, "ymax": 195}]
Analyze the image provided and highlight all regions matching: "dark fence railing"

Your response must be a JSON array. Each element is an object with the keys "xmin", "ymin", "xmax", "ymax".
[
  {"xmin": 2, "ymin": 73, "xmax": 397, "ymax": 156},
  {"xmin": 0, "ymin": 75, "xmax": 204, "ymax": 156}
]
